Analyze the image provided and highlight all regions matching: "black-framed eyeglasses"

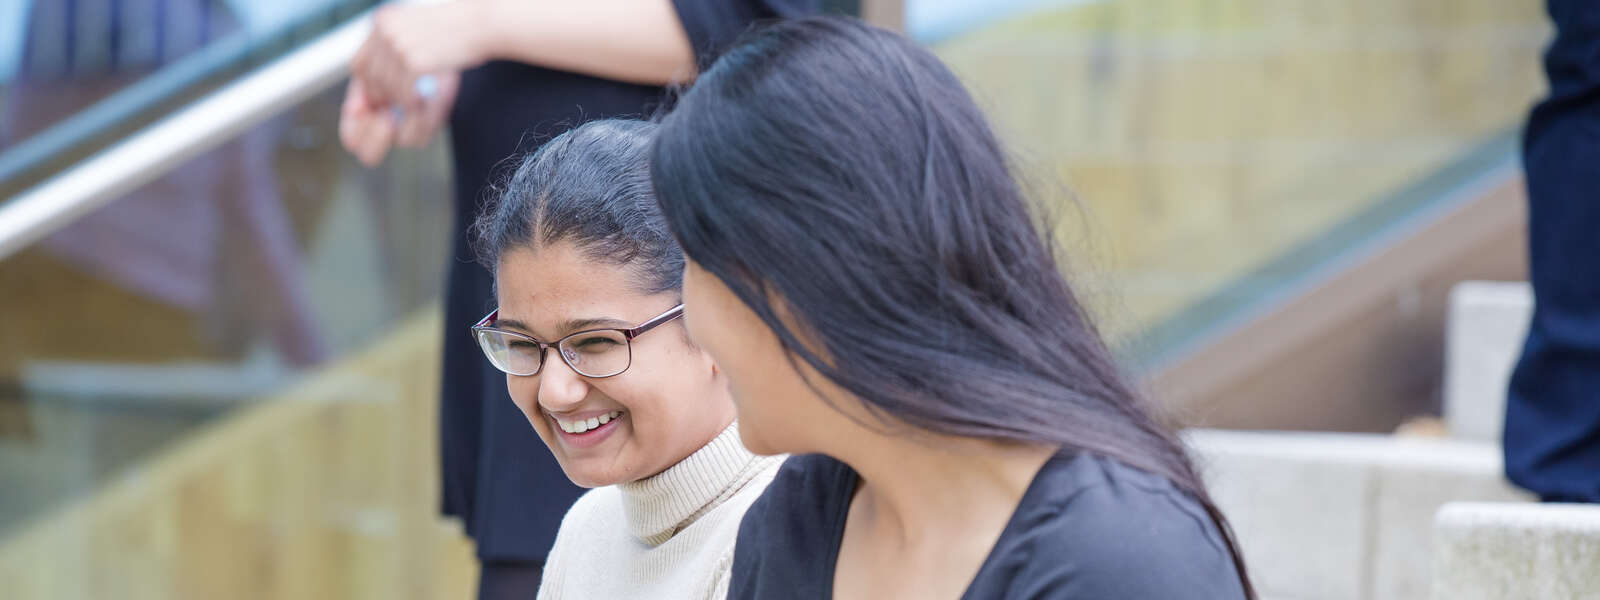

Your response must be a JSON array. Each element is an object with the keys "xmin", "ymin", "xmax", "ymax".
[{"xmin": 470, "ymin": 305, "xmax": 684, "ymax": 378}]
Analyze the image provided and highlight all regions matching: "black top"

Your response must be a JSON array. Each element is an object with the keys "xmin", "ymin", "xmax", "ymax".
[
  {"xmin": 731, "ymin": 453, "xmax": 1248, "ymax": 599},
  {"xmin": 439, "ymin": 0, "xmax": 819, "ymax": 563}
]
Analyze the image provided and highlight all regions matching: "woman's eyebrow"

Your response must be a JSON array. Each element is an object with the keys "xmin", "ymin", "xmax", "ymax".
[
  {"xmin": 493, "ymin": 315, "xmax": 630, "ymax": 339},
  {"xmin": 559, "ymin": 316, "xmax": 630, "ymax": 332},
  {"xmin": 492, "ymin": 317, "xmax": 538, "ymax": 336}
]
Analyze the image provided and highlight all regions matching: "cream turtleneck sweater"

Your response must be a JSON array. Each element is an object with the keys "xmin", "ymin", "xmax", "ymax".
[{"xmin": 537, "ymin": 423, "xmax": 784, "ymax": 600}]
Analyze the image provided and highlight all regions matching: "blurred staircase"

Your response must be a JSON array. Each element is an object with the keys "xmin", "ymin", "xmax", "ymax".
[{"xmin": 1190, "ymin": 280, "xmax": 1600, "ymax": 600}]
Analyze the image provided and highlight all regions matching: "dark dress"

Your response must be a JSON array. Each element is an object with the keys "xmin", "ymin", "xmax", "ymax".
[
  {"xmin": 730, "ymin": 453, "xmax": 1248, "ymax": 599},
  {"xmin": 437, "ymin": 0, "xmax": 819, "ymax": 592},
  {"xmin": 1504, "ymin": 0, "xmax": 1600, "ymax": 504}
]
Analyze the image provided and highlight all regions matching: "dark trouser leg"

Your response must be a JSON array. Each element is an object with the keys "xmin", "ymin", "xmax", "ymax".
[
  {"xmin": 477, "ymin": 560, "xmax": 544, "ymax": 600},
  {"xmin": 1505, "ymin": 0, "xmax": 1600, "ymax": 503}
]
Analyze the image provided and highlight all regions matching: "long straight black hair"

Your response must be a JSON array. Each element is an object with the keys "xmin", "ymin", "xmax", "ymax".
[{"xmin": 650, "ymin": 16, "xmax": 1253, "ymax": 595}]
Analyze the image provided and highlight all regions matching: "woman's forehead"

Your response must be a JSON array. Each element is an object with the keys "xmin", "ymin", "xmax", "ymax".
[{"xmin": 499, "ymin": 243, "xmax": 629, "ymax": 297}]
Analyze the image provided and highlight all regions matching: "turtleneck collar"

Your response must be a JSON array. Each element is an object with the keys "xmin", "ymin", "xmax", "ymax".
[{"xmin": 615, "ymin": 422, "xmax": 781, "ymax": 546}]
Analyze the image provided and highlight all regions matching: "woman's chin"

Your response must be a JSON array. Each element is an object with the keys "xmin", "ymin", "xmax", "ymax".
[
  {"xmin": 736, "ymin": 424, "xmax": 783, "ymax": 456},
  {"xmin": 560, "ymin": 464, "xmax": 627, "ymax": 489}
]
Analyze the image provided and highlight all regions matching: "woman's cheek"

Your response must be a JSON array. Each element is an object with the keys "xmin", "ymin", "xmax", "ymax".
[{"xmin": 505, "ymin": 376, "xmax": 555, "ymax": 440}]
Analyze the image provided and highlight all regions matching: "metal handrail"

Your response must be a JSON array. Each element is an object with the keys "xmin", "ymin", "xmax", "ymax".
[{"xmin": 0, "ymin": 12, "xmax": 371, "ymax": 260}]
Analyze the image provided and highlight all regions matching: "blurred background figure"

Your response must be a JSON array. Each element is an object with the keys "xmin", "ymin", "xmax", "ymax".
[
  {"xmin": 1504, "ymin": 0, "xmax": 1600, "ymax": 504},
  {"xmin": 337, "ymin": 1, "xmax": 817, "ymax": 597}
]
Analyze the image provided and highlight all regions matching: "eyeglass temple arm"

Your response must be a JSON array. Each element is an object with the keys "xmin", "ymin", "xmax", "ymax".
[{"xmin": 625, "ymin": 305, "xmax": 684, "ymax": 339}]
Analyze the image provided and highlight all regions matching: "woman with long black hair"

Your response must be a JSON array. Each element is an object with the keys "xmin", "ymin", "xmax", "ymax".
[{"xmin": 650, "ymin": 17, "xmax": 1254, "ymax": 599}]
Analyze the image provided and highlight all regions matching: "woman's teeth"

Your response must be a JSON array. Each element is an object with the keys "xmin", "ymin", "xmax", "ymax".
[{"xmin": 556, "ymin": 410, "xmax": 623, "ymax": 434}]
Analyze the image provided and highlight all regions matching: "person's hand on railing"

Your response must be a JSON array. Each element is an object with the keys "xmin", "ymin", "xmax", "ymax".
[
  {"xmin": 340, "ymin": 74, "xmax": 447, "ymax": 166},
  {"xmin": 338, "ymin": 0, "xmax": 696, "ymax": 167},
  {"xmin": 341, "ymin": 2, "xmax": 473, "ymax": 166}
]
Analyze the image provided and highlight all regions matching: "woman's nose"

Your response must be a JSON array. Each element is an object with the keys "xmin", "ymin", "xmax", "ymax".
[{"xmin": 536, "ymin": 352, "xmax": 590, "ymax": 411}]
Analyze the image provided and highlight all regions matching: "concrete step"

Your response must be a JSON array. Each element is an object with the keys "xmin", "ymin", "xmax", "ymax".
[
  {"xmin": 1188, "ymin": 429, "xmax": 1533, "ymax": 600},
  {"xmin": 1443, "ymin": 281, "xmax": 1532, "ymax": 442},
  {"xmin": 1433, "ymin": 502, "xmax": 1600, "ymax": 599}
]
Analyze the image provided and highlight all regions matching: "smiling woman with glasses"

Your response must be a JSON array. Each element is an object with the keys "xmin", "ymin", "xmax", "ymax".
[{"xmin": 470, "ymin": 119, "xmax": 782, "ymax": 599}]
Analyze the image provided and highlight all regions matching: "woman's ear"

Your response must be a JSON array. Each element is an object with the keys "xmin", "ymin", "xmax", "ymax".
[{"xmin": 703, "ymin": 348, "xmax": 723, "ymax": 378}]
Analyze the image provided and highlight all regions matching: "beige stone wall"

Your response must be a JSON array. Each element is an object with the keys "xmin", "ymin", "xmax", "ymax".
[{"xmin": 931, "ymin": 0, "xmax": 1549, "ymax": 339}]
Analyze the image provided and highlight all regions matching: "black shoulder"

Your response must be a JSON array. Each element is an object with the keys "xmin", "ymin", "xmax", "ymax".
[
  {"xmin": 739, "ymin": 453, "xmax": 852, "ymax": 538},
  {"xmin": 730, "ymin": 454, "xmax": 852, "ymax": 600},
  {"xmin": 986, "ymin": 455, "xmax": 1247, "ymax": 599}
]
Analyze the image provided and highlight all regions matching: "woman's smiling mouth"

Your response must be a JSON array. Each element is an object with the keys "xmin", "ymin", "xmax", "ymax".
[
  {"xmin": 549, "ymin": 409, "xmax": 626, "ymax": 449},
  {"xmin": 554, "ymin": 410, "xmax": 624, "ymax": 434}
]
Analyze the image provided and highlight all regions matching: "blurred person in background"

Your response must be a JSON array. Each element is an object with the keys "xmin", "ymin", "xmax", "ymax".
[
  {"xmin": 1505, "ymin": 0, "xmax": 1600, "ymax": 504},
  {"xmin": 337, "ymin": 1, "xmax": 817, "ymax": 597}
]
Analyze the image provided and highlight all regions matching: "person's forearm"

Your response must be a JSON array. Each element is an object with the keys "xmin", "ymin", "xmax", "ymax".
[{"xmin": 468, "ymin": 0, "xmax": 696, "ymax": 86}]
